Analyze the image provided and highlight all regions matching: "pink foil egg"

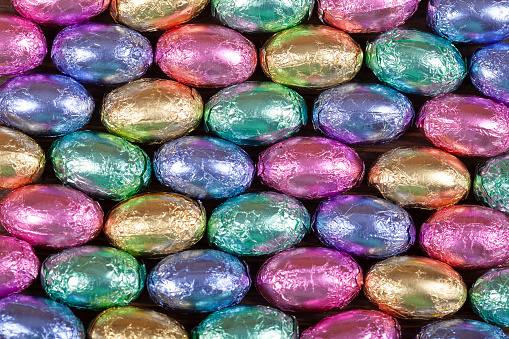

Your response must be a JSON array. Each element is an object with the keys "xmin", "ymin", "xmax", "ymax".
[
  {"xmin": 256, "ymin": 247, "xmax": 363, "ymax": 313},
  {"xmin": 155, "ymin": 23, "xmax": 257, "ymax": 88}
]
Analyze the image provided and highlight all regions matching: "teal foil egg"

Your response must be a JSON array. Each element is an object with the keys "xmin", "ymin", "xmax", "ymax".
[
  {"xmin": 474, "ymin": 153, "xmax": 509, "ymax": 214},
  {"xmin": 470, "ymin": 267, "xmax": 509, "ymax": 327},
  {"xmin": 204, "ymin": 81, "xmax": 307, "ymax": 146}
]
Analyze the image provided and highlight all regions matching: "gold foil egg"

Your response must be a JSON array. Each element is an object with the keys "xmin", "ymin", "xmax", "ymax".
[{"xmin": 364, "ymin": 256, "xmax": 467, "ymax": 319}]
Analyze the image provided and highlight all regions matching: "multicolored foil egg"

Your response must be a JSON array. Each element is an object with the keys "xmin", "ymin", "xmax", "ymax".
[
  {"xmin": 204, "ymin": 81, "xmax": 307, "ymax": 146},
  {"xmin": 312, "ymin": 83, "xmax": 414, "ymax": 145},
  {"xmin": 207, "ymin": 191, "xmax": 310, "ymax": 256},
  {"xmin": 368, "ymin": 147, "xmax": 471, "ymax": 209},
  {"xmin": 364, "ymin": 256, "xmax": 467, "ymax": 319},
  {"xmin": 104, "ymin": 192, "xmax": 206, "ymax": 258},
  {"xmin": 257, "ymin": 136, "xmax": 364, "ymax": 199},
  {"xmin": 192, "ymin": 305, "xmax": 298, "ymax": 338},
  {"xmin": 474, "ymin": 153, "xmax": 509, "ymax": 213},
  {"xmin": 49, "ymin": 130, "xmax": 151, "ymax": 201},
  {"xmin": 313, "ymin": 194, "xmax": 415, "ymax": 259},
  {"xmin": 51, "ymin": 22, "xmax": 153, "ymax": 85},
  {"xmin": 365, "ymin": 28, "xmax": 466, "ymax": 96},
  {"xmin": 470, "ymin": 267, "xmax": 509, "ymax": 327},
  {"xmin": 260, "ymin": 25, "xmax": 363, "ymax": 89},
  {"xmin": 153, "ymin": 136, "xmax": 254, "ymax": 199},
  {"xmin": 147, "ymin": 249, "xmax": 251, "ymax": 313},
  {"xmin": 155, "ymin": 24, "xmax": 257, "ymax": 88},
  {"xmin": 41, "ymin": 245, "xmax": 146, "ymax": 310},
  {"xmin": 101, "ymin": 78, "xmax": 203, "ymax": 144},
  {"xmin": 256, "ymin": 247, "xmax": 363, "ymax": 313},
  {"xmin": 0, "ymin": 73, "xmax": 94, "ymax": 137},
  {"xmin": 417, "ymin": 319, "xmax": 509, "ymax": 339}
]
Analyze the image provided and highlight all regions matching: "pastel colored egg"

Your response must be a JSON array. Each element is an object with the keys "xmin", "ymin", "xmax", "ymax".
[
  {"xmin": 49, "ymin": 130, "xmax": 151, "ymax": 201},
  {"xmin": 417, "ymin": 319, "xmax": 509, "ymax": 339},
  {"xmin": 155, "ymin": 24, "xmax": 257, "ymax": 88},
  {"xmin": 101, "ymin": 78, "xmax": 203, "ymax": 144},
  {"xmin": 153, "ymin": 136, "xmax": 254, "ymax": 199},
  {"xmin": 204, "ymin": 81, "xmax": 307, "ymax": 146},
  {"xmin": 368, "ymin": 147, "xmax": 471, "ymax": 209},
  {"xmin": 51, "ymin": 22, "xmax": 153, "ymax": 85},
  {"xmin": 474, "ymin": 153, "xmax": 509, "ymax": 213},
  {"xmin": 256, "ymin": 247, "xmax": 363, "ymax": 313},
  {"xmin": 147, "ymin": 249, "xmax": 251, "ymax": 313},
  {"xmin": 313, "ymin": 195, "xmax": 415, "ymax": 259},
  {"xmin": 417, "ymin": 94, "xmax": 509, "ymax": 157},
  {"xmin": 366, "ymin": 28, "xmax": 466, "ymax": 96},
  {"xmin": 364, "ymin": 256, "xmax": 467, "ymax": 319},
  {"xmin": 41, "ymin": 245, "xmax": 146, "ymax": 310},
  {"xmin": 257, "ymin": 136, "xmax": 364, "ymax": 199},
  {"xmin": 0, "ymin": 73, "xmax": 94, "ymax": 137},
  {"xmin": 312, "ymin": 83, "xmax": 414, "ymax": 145},
  {"xmin": 104, "ymin": 192, "xmax": 206, "ymax": 258},
  {"xmin": 470, "ymin": 267, "xmax": 509, "ymax": 327},
  {"xmin": 260, "ymin": 25, "xmax": 363, "ymax": 89}
]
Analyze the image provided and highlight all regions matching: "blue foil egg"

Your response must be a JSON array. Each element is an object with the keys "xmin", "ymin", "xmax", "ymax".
[
  {"xmin": 312, "ymin": 83, "xmax": 414, "ymax": 145},
  {"xmin": 417, "ymin": 319, "xmax": 508, "ymax": 338}
]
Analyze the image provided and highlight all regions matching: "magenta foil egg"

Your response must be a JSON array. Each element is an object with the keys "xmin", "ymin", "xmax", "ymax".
[
  {"xmin": 257, "ymin": 136, "xmax": 364, "ymax": 199},
  {"xmin": 155, "ymin": 24, "xmax": 257, "ymax": 88}
]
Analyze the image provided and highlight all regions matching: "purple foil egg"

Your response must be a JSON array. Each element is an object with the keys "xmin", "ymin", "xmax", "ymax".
[
  {"xmin": 257, "ymin": 136, "xmax": 364, "ymax": 199},
  {"xmin": 256, "ymin": 247, "xmax": 363, "ymax": 313},
  {"xmin": 417, "ymin": 319, "xmax": 509, "ymax": 338},
  {"xmin": 155, "ymin": 23, "xmax": 257, "ymax": 88}
]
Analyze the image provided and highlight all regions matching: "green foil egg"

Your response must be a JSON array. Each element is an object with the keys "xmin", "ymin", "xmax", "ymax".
[{"xmin": 470, "ymin": 267, "xmax": 509, "ymax": 327}]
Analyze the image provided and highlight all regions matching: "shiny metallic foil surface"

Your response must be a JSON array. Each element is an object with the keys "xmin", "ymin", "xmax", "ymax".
[
  {"xmin": 417, "ymin": 319, "xmax": 509, "ymax": 338},
  {"xmin": 470, "ymin": 267, "xmax": 509, "ymax": 327},
  {"xmin": 260, "ymin": 25, "xmax": 363, "ymax": 89},
  {"xmin": 318, "ymin": 0, "xmax": 420, "ymax": 33},
  {"xmin": 207, "ymin": 191, "xmax": 310, "ymax": 256},
  {"xmin": 192, "ymin": 305, "xmax": 298, "ymax": 338},
  {"xmin": 101, "ymin": 78, "xmax": 203, "ymax": 144},
  {"xmin": 312, "ymin": 83, "xmax": 414, "ymax": 145},
  {"xmin": 364, "ymin": 256, "xmax": 467, "ymax": 319},
  {"xmin": 474, "ymin": 153, "xmax": 509, "ymax": 213},
  {"xmin": 256, "ymin": 247, "xmax": 363, "ymax": 312},
  {"xmin": 258, "ymin": 136, "xmax": 364, "ymax": 199},
  {"xmin": 104, "ymin": 192, "xmax": 206, "ymax": 258},
  {"xmin": 204, "ymin": 81, "xmax": 307, "ymax": 146},
  {"xmin": 368, "ymin": 147, "xmax": 470, "ymax": 209},
  {"xmin": 111, "ymin": 0, "xmax": 208, "ymax": 32},
  {"xmin": 365, "ymin": 28, "xmax": 466, "ymax": 96},
  {"xmin": 89, "ymin": 306, "xmax": 189, "ymax": 339},
  {"xmin": 41, "ymin": 245, "xmax": 146, "ymax": 310},
  {"xmin": 0, "ymin": 127, "xmax": 45, "ymax": 190},
  {"xmin": 147, "ymin": 249, "xmax": 251, "ymax": 313}
]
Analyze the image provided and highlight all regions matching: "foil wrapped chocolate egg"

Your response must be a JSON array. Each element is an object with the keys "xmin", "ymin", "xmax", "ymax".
[
  {"xmin": 49, "ymin": 130, "xmax": 151, "ymax": 201},
  {"xmin": 474, "ymin": 153, "xmax": 509, "ymax": 213},
  {"xmin": 0, "ymin": 73, "xmax": 94, "ymax": 137},
  {"xmin": 470, "ymin": 267, "xmax": 509, "ymax": 327},
  {"xmin": 368, "ymin": 147, "xmax": 470, "ymax": 209},
  {"xmin": 256, "ymin": 247, "xmax": 363, "ymax": 312},
  {"xmin": 366, "ymin": 28, "xmax": 466, "ymax": 96},
  {"xmin": 364, "ymin": 256, "xmax": 467, "ymax": 319},
  {"xmin": 257, "ymin": 136, "xmax": 364, "ymax": 199},
  {"xmin": 51, "ymin": 22, "xmax": 153, "ymax": 85},
  {"xmin": 417, "ymin": 319, "xmax": 509, "ymax": 338},
  {"xmin": 153, "ymin": 136, "xmax": 254, "ymax": 199},
  {"xmin": 41, "ymin": 245, "xmax": 146, "ymax": 310},
  {"xmin": 260, "ymin": 25, "xmax": 363, "ymax": 89},
  {"xmin": 207, "ymin": 191, "xmax": 310, "ymax": 256},
  {"xmin": 312, "ymin": 83, "xmax": 414, "ymax": 145},
  {"xmin": 313, "ymin": 195, "xmax": 415, "ymax": 259},
  {"xmin": 155, "ymin": 24, "xmax": 257, "ymax": 88},
  {"xmin": 147, "ymin": 249, "xmax": 251, "ymax": 313},
  {"xmin": 204, "ymin": 81, "xmax": 307, "ymax": 146},
  {"xmin": 104, "ymin": 192, "xmax": 206, "ymax": 258},
  {"xmin": 101, "ymin": 78, "xmax": 203, "ymax": 144}
]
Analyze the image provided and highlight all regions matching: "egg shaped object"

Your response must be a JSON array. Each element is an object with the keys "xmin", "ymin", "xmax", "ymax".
[
  {"xmin": 417, "ymin": 319, "xmax": 509, "ymax": 339},
  {"xmin": 258, "ymin": 136, "xmax": 364, "ymax": 199},
  {"xmin": 364, "ymin": 256, "xmax": 467, "ymax": 319},
  {"xmin": 101, "ymin": 78, "xmax": 203, "ymax": 144},
  {"xmin": 368, "ymin": 147, "xmax": 470, "ymax": 209},
  {"xmin": 260, "ymin": 25, "xmax": 362, "ymax": 89},
  {"xmin": 470, "ymin": 267, "xmax": 509, "ymax": 327},
  {"xmin": 147, "ymin": 249, "xmax": 251, "ymax": 314},
  {"xmin": 49, "ymin": 130, "xmax": 151, "ymax": 201},
  {"xmin": 51, "ymin": 22, "xmax": 153, "ymax": 85},
  {"xmin": 155, "ymin": 24, "xmax": 257, "ymax": 88},
  {"xmin": 153, "ymin": 136, "xmax": 254, "ymax": 199},
  {"xmin": 256, "ymin": 247, "xmax": 363, "ymax": 312},
  {"xmin": 312, "ymin": 83, "xmax": 414, "ymax": 145},
  {"xmin": 204, "ymin": 81, "xmax": 307, "ymax": 146},
  {"xmin": 474, "ymin": 153, "xmax": 509, "ymax": 213},
  {"xmin": 0, "ymin": 236, "xmax": 39, "ymax": 297},
  {"xmin": 366, "ymin": 28, "xmax": 466, "ymax": 96}
]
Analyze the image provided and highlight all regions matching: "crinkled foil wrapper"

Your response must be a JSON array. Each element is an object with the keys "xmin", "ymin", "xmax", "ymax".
[
  {"xmin": 417, "ymin": 319, "xmax": 508, "ymax": 339},
  {"xmin": 470, "ymin": 267, "xmax": 509, "ymax": 327},
  {"xmin": 474, "ymin": 153, "xmax": 509, "ymax": 213}
]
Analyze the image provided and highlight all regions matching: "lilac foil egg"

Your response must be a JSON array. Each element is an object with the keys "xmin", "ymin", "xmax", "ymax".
[{"xmin": 417, "ymin": 319, "xmax": 509, "ymax": 339}]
